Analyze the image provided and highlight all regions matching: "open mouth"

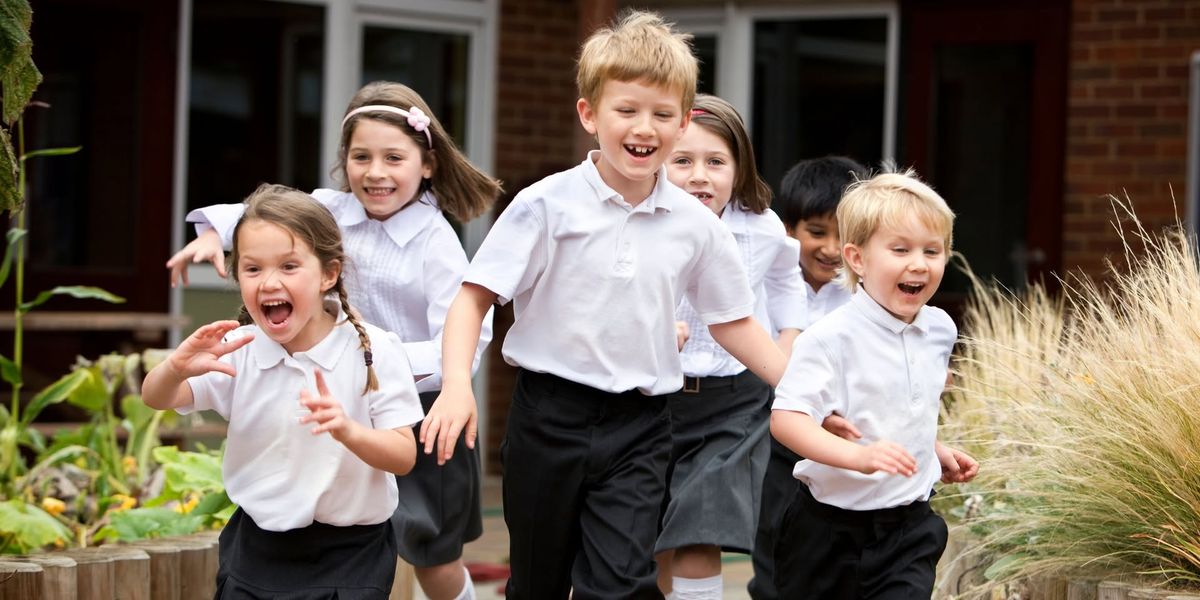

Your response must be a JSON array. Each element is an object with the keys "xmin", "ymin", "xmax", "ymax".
[
  {"xmin": 898, "ymin": 282, "xmax": 925, "ymax": 296},
  {"xmin": 262, "ymin": 300, "xmax": 293, "ymax": 327},
  {"xmin": 690, "ymin": 191, "xmax": 713, "ymax": 203},
  {"xmin": 364, "ymin": 186, "xmax": 396, "ymax": 197},
  {"xmin": 624, "ymin": 144, "xmax": 656, "ymax": 158},
  {"xmin": 815, "ymin": 256, "xmax": 841, "ymax": 269}
]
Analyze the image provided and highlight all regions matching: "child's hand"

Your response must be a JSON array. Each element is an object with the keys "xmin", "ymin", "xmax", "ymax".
[
  {"xmin": 821, "ymin": 413, "xmax": 862, "ymax": 441},
  {"xmin": 166, "ymin": 229, "xmax": 226, "ymax": 287},
  {"xmin": 675, "ymin": 321, "xmax": 690, "ymax": 351},
  {"xmin": 935, "ymin": 442, "xmax": 979, "ymax": 483},
  {"xmin": 419, "ymin": 386, "xmax": 477, "ymax": 466},
  {"xmin": 167, "ymin": 320, "xmax": 253, "ymax": 379},
  {"xmin": 300, "ymin": 370, "xmax": 359, "ymax": 443},
  {"xmin": 854, "ymin": 440, "xmax": 917, "ymax": 477}
]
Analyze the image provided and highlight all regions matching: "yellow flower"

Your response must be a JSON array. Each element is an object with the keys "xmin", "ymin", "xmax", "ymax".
[
  {"xmin": 122, "ymin": 456, "xmax": 137, "ymax": 475},
  {"xmin": 41, "ymin": 497, "xmax": 66, "ymax": 516},
  {"xmin": 174, "ymin": 494, "xmax": 199, "ymax": 514},
  {"xmin": 110, "ymin": 494, "xmax": 137, "ymax": 512}
]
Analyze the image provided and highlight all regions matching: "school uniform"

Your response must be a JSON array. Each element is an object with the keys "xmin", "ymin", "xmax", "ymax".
[
  {"xmin": 189, "ymin": 190, "xmax": 491, "ymax": 567},
  {"xmin": 656, "ymin": 204, "xmax": 804, "ymax": 556},
  {"xmin": 464, "ymin": 151, "xmax": 755, "ymax": 600},
  {"xmin": 749, "ymin": 277, "xmax": 851, "ymax": 600},
  {"xmin": 179, "ymin": 314, "xmax": 424, "ymax": 598},
  {"xmin": 769, "ymin": 289, "xmax": 955, "ymax": 598}
]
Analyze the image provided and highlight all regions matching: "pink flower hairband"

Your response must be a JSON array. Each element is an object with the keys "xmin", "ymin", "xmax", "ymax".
[{"xmin": 340, "ymin": 105, "xmax": 433, "ymax": 149}]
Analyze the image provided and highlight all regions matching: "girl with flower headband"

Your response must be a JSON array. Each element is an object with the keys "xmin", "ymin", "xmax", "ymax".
[{"xmin": 168, "ymin": 81, "xmax": 502, "ymax": 600}]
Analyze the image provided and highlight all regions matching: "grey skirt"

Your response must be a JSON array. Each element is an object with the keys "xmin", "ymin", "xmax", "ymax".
[{"xmin": 656, "ymin": 369, "xmax": 772, "ymax": 554}]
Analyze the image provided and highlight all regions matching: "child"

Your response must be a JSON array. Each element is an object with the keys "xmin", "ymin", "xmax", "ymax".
[
  {"xmin": 655, "ymin": 94, "xmax": 805, "ymax": 600},
  {"xmin": 144, "ymin": 184, "xmax": 425, "ymax": 598},
  {"xmin": 768, "ymin": 169, "xmax": 979, "ymax": 598},
  {"xmin": 748, "ymin": 155, "xmax": 866, "ymax": 600},
  {"xmin": 421, "ymin": 10, "xmax": 790, "ymax": 599},
  {"xmin": 166, "ymin": 81, "xmax": 501, "ymax": 600}
]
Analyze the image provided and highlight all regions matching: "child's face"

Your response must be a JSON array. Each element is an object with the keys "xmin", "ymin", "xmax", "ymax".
[
  {"xmin": 843, "ymin": 215, "xmax": 947, "ymax": 324},
  {"xmin": 577, "ymin": 79, "xmax": 689, "ymax": 202},
  {"xmin": 345, "ymin": 118, "xmax": 433, "ymax": 221},
  {"xmin": 789, "ymin": 213, "xmax": 842, "ymax": 290},
  {"xmin": 666, "ymin": 124, "xmax": 735, "ymax": 217},
  {"xmin": 236, "ymin": 220, "xmax": 339, "ymax": 353}
]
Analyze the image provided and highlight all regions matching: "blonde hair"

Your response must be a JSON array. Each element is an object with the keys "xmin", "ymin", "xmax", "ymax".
[
  {"xmin": 689, "ymin": 94, "xmax": 772, "ymax": 213},
  {"xmin": 334, "ymin": 81, "xmax": 502, "ymax": 222},
  {"xmin": 576, "ymin": 9, "xmax": 698, "ymax": 112},
  {"xmin": 228, "ymin": 183, "xmax": 379, "ymax": 393},
  {"xmin": 837, "ymin": 167, "xmax": 955, "ymax": 289}
]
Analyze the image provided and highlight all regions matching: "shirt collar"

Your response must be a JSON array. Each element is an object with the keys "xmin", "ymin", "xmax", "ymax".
[
  {"xmin": 850, "ymin": 285, "xmax": 931, "ymax": 334},
  {"xmin": 251, "ymin": 300, "xmax": 359, "ymax": 370},
  {"xmin": 335, "ymin": 191, "xmax": 441, "ymax": 248},
  {"xmin": 580, "ymin": 150, "xmax": 675, "ymax": 213}
]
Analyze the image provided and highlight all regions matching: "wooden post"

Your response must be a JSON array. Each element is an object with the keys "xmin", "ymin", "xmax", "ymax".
[
  {"xmin": 99, "ymin": 547, "xmax": 151, "ymax": 600},
  {"xmin": 0, "ymin": 561, "xmax": 44, "ymax": 600},
  {"xmin": 388, "ymin": 559, "xmax": 415, "ymax": 600},
  {"xmin": 121, "ymin": 542, "xmax": 181, "ymax": 600},
  {"xmin": 1033, "ymin": 577, "xmax": 1070, "ymax": 600},
  {"xmin": 1069, "ymin": 579, "xmax": 1100, "ymax": 600},
  {"xmin": 59, "ymin": 549, "xmax": 113, "ymax": 600},
  {"xmin": 1128, "ymin": 590, "xmax": 1173, "ymax": 599},
  {"xmin": 7, "ymin": 555, "xmax": 76, "ymax": 599},
  {"xmin": 167, "ymin": 537, "xmax": 217, "ymax": 600},
  {"xmin": 1099, "ymin": 581, "xmax": 1137, "ymax": 600}
]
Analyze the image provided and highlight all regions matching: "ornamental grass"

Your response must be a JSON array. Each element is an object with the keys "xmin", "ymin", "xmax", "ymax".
[{"xmin": 941, "ymin": 199, "xmax": 1200, "ymax": 593}]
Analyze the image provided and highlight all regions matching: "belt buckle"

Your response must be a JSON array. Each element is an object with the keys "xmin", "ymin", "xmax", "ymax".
[{"xmin": 683, "ymin": 376, "xmax": 700, "ymax": 393}]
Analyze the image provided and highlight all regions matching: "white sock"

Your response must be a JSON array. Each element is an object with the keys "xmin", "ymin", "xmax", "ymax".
[
  {"xmin": 454, "ymin": 565, "xmax": 476, "ymax": 600},
  {"xmin": 671, "ymin": 574, "xmax": 723, "ymax": 600}
]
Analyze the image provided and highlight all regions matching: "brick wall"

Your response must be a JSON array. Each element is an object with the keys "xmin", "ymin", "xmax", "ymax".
[{"xmin": 1065, "ymin": 0, "xmax": 1200, "ymax": 276}]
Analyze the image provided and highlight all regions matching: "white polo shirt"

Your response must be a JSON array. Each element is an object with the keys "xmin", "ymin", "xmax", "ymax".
[
  {"xmin": 773, "ymin": 289, "xmax": 956, "ymax": 511},
  {"xmin": 180, "ymin": 317, "xmax": 424, "ymax": 531},
  {"xmin": 188, "ymin": 189, "xmax": 494, "ymax": 394},
  {"xmin": 677, "ymin": 204, "xmax": 806, "ymax": 377},
  {"xmin": 803, "ymin": 278, "xmax": 853, "ymax": 329},
  {"xmin": 465, "ymin": 151, "xmax": 755, "ymax": 395}
]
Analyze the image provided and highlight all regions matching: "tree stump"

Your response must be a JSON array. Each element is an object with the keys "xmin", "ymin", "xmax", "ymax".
[
  {"xmin": 0, "ymin": 561, "xmax": 44, "ymax": 600},
  {"xmin": 58, "ymin": 549, "xmax": 113, "ymax": 600},
  {"xmin": 6, "ymin": 555, "xmax": 76, "ymax": 599},
  {"xmin": 121, "ymin": 541, "xmax": 182, "ymax": 600}
]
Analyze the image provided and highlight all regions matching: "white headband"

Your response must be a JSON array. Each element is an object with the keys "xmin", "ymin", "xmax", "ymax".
[{"xmin": 340, "ymin": 105, "xmax": 433, "ymax": 149}]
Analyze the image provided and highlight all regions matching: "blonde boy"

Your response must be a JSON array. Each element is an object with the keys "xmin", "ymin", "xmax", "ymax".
[
  {"xmin": 420, "ymin": 10, "xmax": 787, "ymax": 600},
  {"xmin": 769, "ymin": 169, "xmax": 977, "ymax": 598}
]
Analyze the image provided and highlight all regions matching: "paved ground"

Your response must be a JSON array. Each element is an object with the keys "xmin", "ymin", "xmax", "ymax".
[{"xmin": 406, "ymin": 475, "xmax": 754, "ymax": 599}]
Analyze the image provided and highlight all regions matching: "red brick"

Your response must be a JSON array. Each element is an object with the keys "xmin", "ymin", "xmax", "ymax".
[
  {"xmin": 1073, "ymin": 26, "xmax": 1115, "ymax": 43},
  {"xmin": 1115, "ymin": 141, "xmax": 1157, "ymax": 156},
  {"xmin": 1141, "ymin": 44, "xmax": 1191, "ymax": 59},
  {"xmin": 1071, "ymin": 141, "xmax": 1112, "ymax": 157},
  {"xmin": 1115, "ymin": 104, "xmax": 1157, "ymax": 118},
  {"xmin": 1096, "ymin": 7, "xmax": 1139, "ymax": 23},
  {"xmin": 1145, "ymin": 6, "xmax": 1187, "ymax": 21},
  {"xmin": 1094, "ymin": 83, "xmax": 1135, "ymax": 99},
  {"xmin": 1158, "ymin": 139, "xmax": 1187, "ymax": 157},
  {"xmin": 1164, "ymin": 23, "xmax": 1200, "ymax": 40},
  {"xmin": 1095, "ymin": 45, "xmax": 1141, "ymax": 61},
  {"xmin": 1115, "ymin": 63, "xmax": 1160, "ymax": 79},
  {"xmin": 1117, "ymin": 24, "xmax": 1162, "ymax": 41},
  {"xmin": 1136, "ymin": 160, "xmax": 1183, "ymax": 177},
  {"xmin": 1162, "ymin": 103, "xmax": 1188, "ymax": 119},
  {"xmin": 1072, "ymin": 104, "xmax": 1112, "ymax": 118},
  {"xmin": 1090, "ymin": 160, "xmax": 1136, "ymax": 177},
  {"xmin": 1140, "ymin": 82, "xmax": 1185, "ymax": 98},
  {"xmin": 1140, "ymin": 122, "xmax": 1184, "ymax": 136},
  {"xmin": 1093, "ymin": 123, "xmax": 1136, "ymax": 136},
  {"xmin": 1072, "ymin": 64, "xmax": 1113, "ymax": 80}
]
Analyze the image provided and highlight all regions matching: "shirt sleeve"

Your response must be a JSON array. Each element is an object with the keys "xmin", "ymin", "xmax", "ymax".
[
  {"xmin": 685, "ymin": 222, "xmax": 755, "ymax": 325},
  {"xmin": 368, "ymin": 331, "xmax": 425, "ymax": 431},
  {"xmin": 765, "ymin": 235, "xmax": 807, "ymax": 332},
  {"xmin": 463, "ymin": 194, "xmax": 547, "ymax": 306},
  {"xmin": 186, "ymin": 204, "xmax": 246, "ymax": 249},
  {"xmin": 772, "ymin": 332, "xmax": 843, "ymax": 420}
]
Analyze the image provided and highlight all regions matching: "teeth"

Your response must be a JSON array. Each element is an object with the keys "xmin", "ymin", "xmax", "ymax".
[
  {"xmin": 262, "ymin": 300, "xmax": 287, "ymax": 307},
  {"xmin": 898, "ymin": 283, "xmax": 924, "ymax": 294},
  {"xmin": 626, "ymin": 145, "xmax": 655, "ymax": 156}
]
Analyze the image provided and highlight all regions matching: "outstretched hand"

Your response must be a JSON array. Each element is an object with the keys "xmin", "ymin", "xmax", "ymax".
[
  {"xmin": 419, "ymin": 388, "xmax": 477, "ymax": 466},
  {"xmin": 821, "ymin": 413, "xmax": 862, "ymax": 441},
  {"xmin": 299, "ymin": 370, "xmax": 357, "ymax": 442},
  {"xmin": 935, "ymin": 442, "xmax": 979, "ymax": 483},
  {"xmin": 167, "ymin": 320, "xmax": 253, "ymax": 379},
  {"xmin": 166, "ymin": 229, "xmax": 226, "ymax": 287},
  {"xmin": 854, "ymin": 440, "xmax": 918, "ymax": 477}
]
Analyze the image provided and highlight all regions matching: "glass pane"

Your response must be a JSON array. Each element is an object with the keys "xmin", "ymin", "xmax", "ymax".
[
  {"xmin": 187, "ymin": 1, "xmax": 324, "ymax": 216},
  {"xmin": 694, "ymin": 34, "xmax": 717, "ymax": 96},
  {"xmin": 933, "ymin": 45, "xmax": 1033, "ymax": 293},
  {"xmin": 752, "ymin": 18, "xmax": 887, "ymax": 191},
  {"xmin": 362, "ymin": 27, "xmax": 470, "ymax": 149}
]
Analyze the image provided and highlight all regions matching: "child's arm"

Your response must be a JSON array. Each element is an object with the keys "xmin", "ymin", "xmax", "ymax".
[
  {"xmin": 770, "ymin": 409, "xmax": 918, "ymax": 477},
  {"xmin": 776, "ymin": 328, "xmax": 800, "ymax": 359},
  {"xmin": 934, "ymin": 440, "xmax": 979, "ymax": 483},
  {"xmin": 709, "ymin": 316, "xmax": 789, "ymax": 387},
  {"xmin": 421, "ymin": 282, "xmax": 496, "ymax": 464},
  {"xmin": 166, "ymin": 229, "xmax": 226, "ymax": 287},
  {"xmin": 300, "ymin": 371, "xmax": 418, "ymax": 475},
  {"xmin": 143, "ymin": 320, "xmax": 253, "ymax": 410}
]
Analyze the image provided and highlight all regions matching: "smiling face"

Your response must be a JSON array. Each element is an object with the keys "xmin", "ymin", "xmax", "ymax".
[
  {"xmin": 235, "ymin": 220, "xmax": 339, "ymax": 353},
  {"xmin": 344, "ymin": 118, "xmax": 433, "ymax": 221},
  {"xmin": 843, "ymin": 215, "xmax": 947, "ymax": 323},
  {"xmin": 666, "ymin": 124, "xmax": 735, "ymax": 216},
  {"xmin": 790, "ymin": 212, "xmax": 843, "ymax": 290},
  {"xmin": 577, "ymin": 79, "xmax": 689, "ymax": 204}
]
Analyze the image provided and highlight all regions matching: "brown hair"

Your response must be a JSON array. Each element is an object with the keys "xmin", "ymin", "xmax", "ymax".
[
  {"xmin": 576, "ymin": 9, "xmax": 698, "ymax": 113},
  {"xmin": 228, "ymin": 183, "xmax": 379, "ymax": 393},
  {"xmin": 333, "ymin": 81, "xmax": 502, "ymax": 222},
  {"xmin": 688, "ymin": 94, "xmax": 772, "ymax": 214}
]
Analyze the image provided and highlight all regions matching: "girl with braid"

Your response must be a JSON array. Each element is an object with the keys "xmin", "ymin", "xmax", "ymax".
[
  {"xmin": 168, "ymin": 81, "xmax": 502, "ymax": 600},
  {"xmin": 145, "ymin": 184, "xmax": 424, "ymax": 598}
]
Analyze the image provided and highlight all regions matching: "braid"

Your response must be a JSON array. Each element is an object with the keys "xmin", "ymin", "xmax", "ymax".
[
  {"xmin": 236, "ymin": 305, "xmax": 254, "ymax": 326},
  {"xmin": 336, "ymin": 283, "xmax": 379, "ymax": 393}
]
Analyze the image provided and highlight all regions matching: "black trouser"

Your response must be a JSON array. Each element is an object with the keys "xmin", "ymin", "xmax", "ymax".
[
  {"xmin": 774, "ymin": 484, "xmax": 948, "ymax": 599},
  {"xmin": 748, "ymin": 436, "xmax": 802, "ymax": 599},
  {"xmin": 501, "ymin": 369, "xmax": 670, "ymax": 600}
]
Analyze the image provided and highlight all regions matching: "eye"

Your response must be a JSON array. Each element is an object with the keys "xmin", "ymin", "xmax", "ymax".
[
  {"xmin": 892, "ymin": 247, "xmax": 909, "ymax": 254},
  {"xmin": 671, "ymin": 156, "xmax": 692, "ymax": 166},
  {"xmin": 241, "ymin": 265, "xmax": 260, "ymax": 274},
  {"xmin": 283, "ymin": 262, "xmax": 300, "ymax": 271},
  {"xmin": 706, "ymin": 158, "xmax": 726, "ymax": 167},
  {"xmin": 350, "ymin": 153, "xmax": 369, "ymax": 162},
  {"xmin": 924, "ymin": 247, "xmax": 943, "ymax": 257},
  {"xmin": 655, "ymin": 111, "xmax": 675, "ymax": 119},
  {"xmin": 387, "ymin": 153, "xmax": 404, "ymax": 163},
  {"xmin": 617, "ymin": 107, "xmax": 635, "ymax": 114}
]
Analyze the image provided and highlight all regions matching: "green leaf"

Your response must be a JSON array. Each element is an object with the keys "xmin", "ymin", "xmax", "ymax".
[
  {"xmin": 0, "ymin": 0, "xmax": 32, "ymax": 69},
  {"xmin": 0, "ymin": 228, "xmax": 28, "ymax": 288},
  {"xmin": 121, "ymin": 394, "xmax": 156, "ymax": 432},
  {"xmin": 16, "ymin": 424, "xmax": 43, "ymax": 453},
  {"xmin": 109, "ymin": 507, "xmax": 205, "ymax": 541},
  {"xmin": 0, "ymin": 500, "xmax": 72, "ymax": 553},
  {"xmin": 191, "ymin": 490, "xmax": 231, "ymax": 516},
  {"xmin": 0, "ymin": 353, "xmax": 19, "ymax": 387},
  {"xmin": 161, "ymin": 449, "xmax": 224, "ymax": 495},
  {"xmin": 20, "ymin": 285, "xmax": 126, "ymax": 312},
  {"xmin": 983, "ymin": 553, "xmax": 1029, "ymax": 581},
  {"xmin": 19, "ymin": 369, "xmax": 91, "ymax": 427},
  {"xmin": 0, "ymin": 126, "xmax": 19, "ymax": 212},
  {"xmin": 21, "ymin": 146, "xmax": 81, "ymax": 160},
  {"xmin": 2, "ymin": 55, "xmax": 41, "ymax": 127},
  {"xmin": 65, "ymin": 367, "xmax": 108, "ymax": 412},
  {"xmin": 0, "ymin": 0, "xmax": 40, "ymax": 126}
]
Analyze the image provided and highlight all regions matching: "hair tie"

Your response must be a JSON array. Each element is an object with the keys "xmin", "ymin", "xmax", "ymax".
[
  {"xmin": 690, "ymin": 108, "xmax": 708, "ymax": 116},
  {"xmin": 363, "ymin": 350, "xmax": 373, "ymax": 367},
  {"xmin": 341, "ymin": 105, "xmax": 434, "ymax": 149}
]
